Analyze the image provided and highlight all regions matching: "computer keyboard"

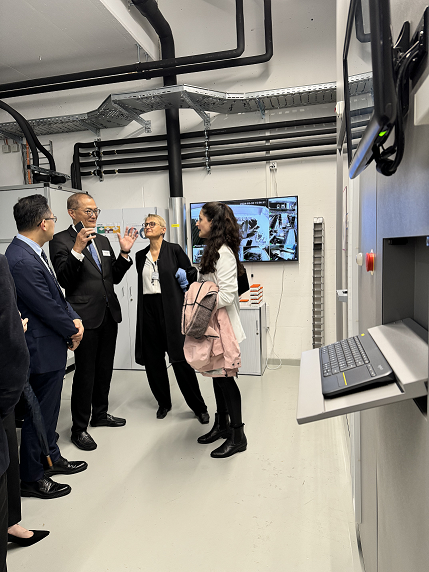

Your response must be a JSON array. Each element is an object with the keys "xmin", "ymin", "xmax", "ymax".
[{"xmin": 319, "ymin": 333, "xmax": 395, "ymax": 397}]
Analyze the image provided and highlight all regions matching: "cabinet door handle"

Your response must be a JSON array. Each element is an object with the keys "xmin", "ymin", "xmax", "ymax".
[
  {"xmin": 256, "ymin": 319, "xmax": 259, "ymax": 335},
  {"xmin": 122, "ymin": 286, "xmax": 125, "ymax": 297},
  {"xmin": 129, "ymin": 286, "xmax": 133, "ymax": 301}
]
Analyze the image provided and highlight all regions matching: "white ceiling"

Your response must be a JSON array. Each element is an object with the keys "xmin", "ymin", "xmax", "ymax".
[{"xmin": 0, "ymin": 0, "xmax": 158, "ymax": 84}]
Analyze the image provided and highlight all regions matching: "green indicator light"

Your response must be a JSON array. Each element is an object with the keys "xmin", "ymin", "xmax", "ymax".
[{"xmin": 379, "ymin": 130, "xmax": 387, "ymax": 136}]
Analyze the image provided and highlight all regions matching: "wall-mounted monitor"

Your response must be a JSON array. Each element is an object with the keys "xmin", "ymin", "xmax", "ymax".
[
  {"xmin": 343, "ymin": 0, "xmax": 397, "ymax": 178},
  {"xmin": 190, "ymin": 196, "xmax": 298, "ymax": 263}
]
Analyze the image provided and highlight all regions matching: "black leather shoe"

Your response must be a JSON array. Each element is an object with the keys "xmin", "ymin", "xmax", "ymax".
[
  {"xmin": 21, "ymin": 477, "xmax": 71, "ymax": 499},
  {"xmin": 210, "ymin": 424, "xmax": 247, "ymax": 458},
  {"xmin": 196, "ymin": 411, "xmax": 210, "ymax": 424},
  {"xmin": 44, "ymin": 456, "xmax": 87, "ymax": 477},
  {"xmin": 156, "ymin": 407, "xmax": 171, "ymax": 419},
  {"xmin": 198, "ymin": 413, "xmax": 231, "ymax": 444},
  {"xmin": 8, "ymin": 530, "xmax": 50, "ymax": 546},
  {"xmin": 71, "ymin": 431, "xmax": 97, "ymax": 451},
  {"xmin": 90, "ymin": 414, "xmax": 126, "ymax": 427}
]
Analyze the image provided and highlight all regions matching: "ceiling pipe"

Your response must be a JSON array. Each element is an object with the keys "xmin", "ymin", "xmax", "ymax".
[
  {"xmin": 79, "ymin": 135, "xmax": 337, "ymax": 168},
  {"xmin": 0, "ymin": 0, "xmax": 245, "ymax": 99},
  {"xmin": 80, "ymin": 148, "xmax": 337, "ymax": 177},
  {"xmin": 0, "ymin": 1, "xmax": 272, "ymax": 99},
  {"xmin": 91, "ymin": 127, "xmax": 337, "ymax": 156},
  {"xmin": 75, "ymin": 115, "xmax": 337, "ymax": 150},
  {"xmin": 0, "ymin": 100, "xmax": 66, "ymax": 183}
]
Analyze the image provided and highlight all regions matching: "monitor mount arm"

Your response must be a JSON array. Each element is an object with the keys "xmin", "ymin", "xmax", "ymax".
[{"xmin": 373, "ymin": 10, "xmax": 428, "ymax": 176}]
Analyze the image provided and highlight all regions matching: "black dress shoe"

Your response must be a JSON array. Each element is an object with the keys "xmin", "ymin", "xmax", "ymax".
[
  {"xmin": 44, "ymin": 456, "xmax": 87, "ymax": 477},
  {"xmin": 156, "ymin": 407, "xmax": 171, "ymax": 419},
  {"xmin": 71, "ymin": 431, "xmax": 97, "ymax": 451},
  {"xmin": 196, "ymin": 411, "xmax": 210, "ymax": 424},
  {"xmin": 21, "ymin": 477, "xmax": 71, "ymax": 499},
  {"xmin": 8, "ymin": 530, "xmax": 50, "ymax": 546},
  {"xmin": 90, "ymin": 414, "xmax": 126, "ymax": 427}
]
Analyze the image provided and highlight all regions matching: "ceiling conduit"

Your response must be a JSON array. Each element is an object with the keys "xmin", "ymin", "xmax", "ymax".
[
  {"xmin": 73, "ymin": 116, "xmax": 341, "ymax": 182},
  {"xmin": 0, "ymin": 100, "xmax": 66, "ymax": 184},
  {"xmin": 0, "ymin": 0, "xmax": 248, "ymax": 99}
]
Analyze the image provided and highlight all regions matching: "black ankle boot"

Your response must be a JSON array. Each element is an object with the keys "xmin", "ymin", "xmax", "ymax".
[
  {"xmin": 210, "ymin": 423, "xmax": 247, "ymax": 458},
  {"xmin": 197, "ymin": 413, "xmax": 231, "ymax": 444}
]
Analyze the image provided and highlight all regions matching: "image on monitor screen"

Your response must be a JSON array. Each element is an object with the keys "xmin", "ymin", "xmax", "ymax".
[{"xmin": 190, "ymin": 197, "xmax": 298, "ymax": 264}]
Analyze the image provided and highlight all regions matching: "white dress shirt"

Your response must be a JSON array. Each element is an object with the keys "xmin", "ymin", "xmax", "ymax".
[{"xmin": 142, "ymin": 251, "xmax": 161, "ymax": 295}]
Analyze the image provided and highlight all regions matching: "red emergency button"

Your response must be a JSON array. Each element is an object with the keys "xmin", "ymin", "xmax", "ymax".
[{"xmin": 366, "ymin": 251, "xmax": 375, "ymax": 272}]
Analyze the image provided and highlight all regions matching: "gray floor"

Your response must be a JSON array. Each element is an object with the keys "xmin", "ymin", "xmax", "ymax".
[{"xmin": 8, "ymin": 366, "xmax": 362, "ymax": 572}]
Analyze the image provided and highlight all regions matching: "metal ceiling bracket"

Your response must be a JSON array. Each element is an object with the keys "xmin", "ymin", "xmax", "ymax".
[
  {"xmin": 256, "ymin": 98, "xmax": 265, "ymax": 119},
  {"xmin": 29, "ymin": 164, "xmax": 71, "ymax": 180},
  {"xmin": 204, "ymin": 129, "xmax": 211, "ymax": 174},
  {"xmin": 111, "ymin": 101, "xmax": 152, "ymax": 133},
  {"xmin": 0, "ymin": 129, "xmax": 23, "ymax": 143},
  {"xmin": 79, "ymin": 120, "xmax": 100, "ymax": 138},
  {"xmin": 181, "ymin": 92, "xmax": 211, "ymax": 130}
]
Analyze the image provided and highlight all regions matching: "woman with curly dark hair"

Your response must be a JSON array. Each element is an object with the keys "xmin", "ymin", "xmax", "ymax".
[{"xmin": 195, "ymin": 202, "xmax": 247, "ymax": 458}]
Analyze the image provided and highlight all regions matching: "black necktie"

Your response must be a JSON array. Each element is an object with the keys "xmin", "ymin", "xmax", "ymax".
[{"xmin": 40, "ymin": 250, "xmax": 66, "ymax": 301}]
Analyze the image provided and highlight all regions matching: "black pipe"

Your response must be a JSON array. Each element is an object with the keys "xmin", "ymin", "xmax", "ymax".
[
  {"xmin": 0, "ymin": 1, "xmax": 272, "ymax": 99},
  {"xmin": 0, "ymin": 100, "xmax": 39, "ymax": 168},
  {"xmin": 88, "ymin": 126, "xmax": 337, "ymax": 157},
  {"xmin": 133, "ymin": 0, "xmax": 183, "ymax": 199},
  {"xmin": 79, "ymin": 134, "xmax": 336, "ymax": 168},
  {"xmin": 75, "ymin": 116, "xmax": 337, "ymax": 150},
  {"xmin": 0, "ymin": 0, "xmax": 244, "ymax": 98},
  {"xmin": 80, "ymin": 147, "xmax": 337, "ymax": 176}
]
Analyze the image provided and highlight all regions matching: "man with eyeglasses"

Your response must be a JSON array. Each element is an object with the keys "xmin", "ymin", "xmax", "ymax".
[
  {"xmin": 50, "ymin": 192, "xmax": 138, "ymax": 451},
  {"xmin": 5, "ymin": 194, "xmax": 87, "ymax": 499}
]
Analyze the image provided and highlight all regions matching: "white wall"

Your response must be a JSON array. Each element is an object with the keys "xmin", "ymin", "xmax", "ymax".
[{"xmin": 0, "ymin": 0, "xmax": 337, "ymax": 360}]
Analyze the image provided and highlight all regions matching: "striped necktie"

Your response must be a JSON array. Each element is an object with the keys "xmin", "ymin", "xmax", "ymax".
[{"xmin": 40, "ymin": 250, "xmax": 66, "ymax": 301}]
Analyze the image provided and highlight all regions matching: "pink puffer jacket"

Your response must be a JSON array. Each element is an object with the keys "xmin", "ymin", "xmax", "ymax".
[{"xmin": 182, "ymin": 281, "xmax": 241, "ymax": 377}]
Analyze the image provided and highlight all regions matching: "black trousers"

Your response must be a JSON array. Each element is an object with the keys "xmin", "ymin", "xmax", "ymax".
[
  {"xmin": 142, "ymin": 294, "xmax": 207, "ymax": 414},
  {"xmin": 20, "ymin": 369, "xmax": 63, "ymax": 482},
  {"xmin": 3, "ymin": 413, "xmax": 20, "ymax": 527},
  {"xmin": 213, "ymin": 377, "xmax": 243, "ymax": 427},
  {"xmin": 0, "ymin": 472, "xmax": 7, "ymax": 572},
  {"xmin": 72, "ymin": 307, "xmax": 118, "ymax": 433}
]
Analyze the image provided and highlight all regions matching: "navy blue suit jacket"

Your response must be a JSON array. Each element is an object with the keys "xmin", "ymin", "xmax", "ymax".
[
  {"xmin": 0, "ymin": 254, "xmax": 29, "ymax": 475},
  {"xmin": 5, "ymin": 237, "xmax": 80, "ymax": 375}
]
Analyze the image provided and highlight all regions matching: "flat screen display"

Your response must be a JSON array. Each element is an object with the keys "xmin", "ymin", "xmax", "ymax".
[
  {"xmin": 343, "ymin": 0, "xmax": 397, "ymax": 178},
  {"xmin": 190, "ymin": 196, "xmax": 298, "ymax": 263}
]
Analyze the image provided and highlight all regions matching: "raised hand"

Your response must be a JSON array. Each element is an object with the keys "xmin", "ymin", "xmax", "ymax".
[
  {"xmin": 73, "ymin": 227, "xmax": 96, "ymax": 254},
  {"xmin": 118, "ymin": 227, "xmax": 138, "ymax": 254}
]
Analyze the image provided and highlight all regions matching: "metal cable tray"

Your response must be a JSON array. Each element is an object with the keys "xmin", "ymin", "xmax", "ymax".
[{"xmin": 0, "ymin": 75, "xmax": 371, "ymax": 138}]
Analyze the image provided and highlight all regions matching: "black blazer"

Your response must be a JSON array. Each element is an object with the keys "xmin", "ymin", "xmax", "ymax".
[
  {"xmin": 0, "ymin": 255, "xmax": 30, "ymax": 475},
  {"xmin": 135, "ymin": 240, "xmax": 196, "ymax": 365},
  {"xmin": 50, "ymin": 226, "xmax": 133, "ymax": 329}
]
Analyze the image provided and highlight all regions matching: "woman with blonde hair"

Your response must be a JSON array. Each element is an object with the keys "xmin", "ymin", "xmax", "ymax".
[
  {"xmin": 135, "ymin": 214, "xmax": 209, "ymax": 423},
  {"xmin": 195, "ymin": 202, "xmax": 247, "ymax": 458}
]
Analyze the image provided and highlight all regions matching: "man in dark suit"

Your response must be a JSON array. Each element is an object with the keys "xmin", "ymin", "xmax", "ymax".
[
  {"xmin": 5, "ymin": 195, "xmax": 88, "ymax": 500},
  {"xmin": 49, "ymin": 192, "xmax": 137, "ymax": 451},
  {"xmin": 0, "ymin": 254, "xmax": 29, "ymax": 572}
]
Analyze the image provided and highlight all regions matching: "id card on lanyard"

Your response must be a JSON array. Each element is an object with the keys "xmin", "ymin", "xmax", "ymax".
[{"xmin": 151, "ymin": 260, "xmax": 159, "ymax": 284}]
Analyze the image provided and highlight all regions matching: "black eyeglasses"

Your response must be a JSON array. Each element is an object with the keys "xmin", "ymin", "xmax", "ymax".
[
  {"xmin": 37, "ymin": 216, "xmax": 57, "ymax": 226},
  {"xmin": 144, "ymin": 222, "xmax": 160, "ymax": 228},
  {"xmin": 79, "ymin": 208, "xmax": 101, "ymax": 217}
]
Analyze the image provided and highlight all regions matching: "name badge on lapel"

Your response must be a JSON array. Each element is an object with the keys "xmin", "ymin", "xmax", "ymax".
[{"xmin": 102, "ymin": 250, "xmax": 110, "ymax": 256}]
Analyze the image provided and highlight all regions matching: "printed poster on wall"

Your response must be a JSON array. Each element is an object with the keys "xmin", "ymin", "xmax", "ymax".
[{"xmin": 96, "ymin": 223, "xmax": 121, "ymax": 241}]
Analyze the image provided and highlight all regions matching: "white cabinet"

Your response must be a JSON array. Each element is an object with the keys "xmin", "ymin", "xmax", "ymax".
[
  {"xmin": 97, "ymin": 207, "xmax": 169, "ymax": 370},
  {"xmin": 239, "ymin": 302, "xmax": 267, "ymax": 376}
]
